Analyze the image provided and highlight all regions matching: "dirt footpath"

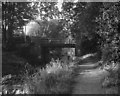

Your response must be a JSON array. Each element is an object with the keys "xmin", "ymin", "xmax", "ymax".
[{"xmin": 72, "ymin": 63, "xmax": 109, "ymax": 94}]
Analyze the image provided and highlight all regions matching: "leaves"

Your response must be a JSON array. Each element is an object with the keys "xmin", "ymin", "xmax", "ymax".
[
  {"xmin": 96, "ymin": 2, "xmax": 120, "ymax": 63},
  {"xmin": 2, "ymin": 2, "xmax": 38, "ymax": 44}
]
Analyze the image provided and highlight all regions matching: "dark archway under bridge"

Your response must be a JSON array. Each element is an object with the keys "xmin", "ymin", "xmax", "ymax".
[
  {"xmin": 40, "ymin": 43, "xmax": 76, "ymax": 65},
  {"xmin": 29, "ymin": 37, "xmax": 77, "ymax": 65}
]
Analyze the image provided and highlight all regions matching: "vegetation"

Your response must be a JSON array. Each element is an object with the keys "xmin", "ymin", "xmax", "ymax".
[
  {"xmin": 2, "ymin": 1, "xmax": 120, "ymax": 94},
  {"xmin": 95, "ymin": 2, "xmax": 120, "ymax": 93},
  {"xmin": 96, "ymin": 2, "xmax": 120, "ymax": 63},
  {"xmin": 2, "ymin": 59, "xmax": 75, "ymax": 94},
  {"xmin": 2, "ymin": 2, "xmax": 38, "ymax": 50}
]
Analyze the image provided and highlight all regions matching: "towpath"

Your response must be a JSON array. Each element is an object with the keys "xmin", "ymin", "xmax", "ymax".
[{"xmin": 72, "ymin": 63, "xmax": 109, "ymax": 94}]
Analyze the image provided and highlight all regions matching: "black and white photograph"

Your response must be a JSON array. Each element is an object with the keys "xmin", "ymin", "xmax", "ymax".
[{"xmin": 1, "ymin": 0, "xmax": 120, "ymax": 95}]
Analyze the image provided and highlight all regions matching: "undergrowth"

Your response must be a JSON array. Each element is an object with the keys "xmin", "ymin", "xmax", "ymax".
[
  {"xmin": 101, "ymin": 61, "xmax": 120, "ymax": 94},
  {"xmin": 2, "ymin": 58, "xmax": 75, "ymax": 95}
]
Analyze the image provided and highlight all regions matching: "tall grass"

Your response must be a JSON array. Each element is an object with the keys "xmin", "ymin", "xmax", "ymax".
[{"xmin": 2, "ymin": 58, "xmax": 75, "ymax": 94}]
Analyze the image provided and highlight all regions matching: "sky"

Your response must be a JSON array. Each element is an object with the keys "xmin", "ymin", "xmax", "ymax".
[
  {"xmin": 57, "ymin": 0, "xmax": 63, "ymax": 12},
  {"xmin": 23, "ymin": 21, "xmax": 41, "ymax": 36}
]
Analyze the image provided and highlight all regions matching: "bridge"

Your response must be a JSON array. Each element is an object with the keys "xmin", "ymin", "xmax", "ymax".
[{"xmin": 30, "ymin": 37, "xmax": 77, "ymax": 64}]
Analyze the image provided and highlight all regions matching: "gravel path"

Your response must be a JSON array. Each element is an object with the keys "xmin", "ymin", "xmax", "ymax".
[{"xmin": 72, "ymin": 63, "xmax": 109, "ymax": 94}]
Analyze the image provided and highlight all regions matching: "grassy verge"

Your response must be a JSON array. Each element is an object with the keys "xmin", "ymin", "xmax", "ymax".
[{"xmin": 2, "ymin": 59, "xmax": 75, "ymax": 94}]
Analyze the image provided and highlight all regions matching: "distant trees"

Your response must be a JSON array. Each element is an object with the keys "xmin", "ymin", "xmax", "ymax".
[
  {"xmin": 24, "ymin": 19, "xmax": 65, "ymax": 42},
  {"xmin": 2, "ymin": 2, "xmax": 38, "ymax": 49},
  {"xmin": 61, "ymin": 2, "xmax": 103, "ymax": 55},
  {"xmin": 24, "ymin": 2, "xmax": 74, "ymax": 43}
]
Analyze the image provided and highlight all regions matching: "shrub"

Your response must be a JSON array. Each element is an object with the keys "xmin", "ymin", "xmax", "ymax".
[
  {"xmin": 2, "ymin": 58, "xmax": 74, "ymax": 94},
  {"xmin": 102, "ymin": 62, "xmax": 119, "ymax": 94}
]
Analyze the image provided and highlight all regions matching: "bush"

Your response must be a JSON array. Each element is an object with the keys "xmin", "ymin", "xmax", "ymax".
[
  {"xmin": 102, "ymin": 62, "xmax": 119, "ymax": 94},
  {"xmin": 2, "ymin": 58, "xmax": 74, "ymax": 94}
]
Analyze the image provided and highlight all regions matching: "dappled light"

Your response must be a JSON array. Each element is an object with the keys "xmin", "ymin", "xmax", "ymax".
[
  {"xmin": 23, "ymin": 21, "xmax": 41, "ymax": 36},
  {"xmin": 2, "ymin": 2, "xmax": 120, "ymax": 95}
]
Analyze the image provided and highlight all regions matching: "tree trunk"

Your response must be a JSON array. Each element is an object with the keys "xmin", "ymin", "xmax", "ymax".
[
  {"xmin": 2, "ymin": 3, "xmax": 7, "ymax": 48},
  {"xmin": 6, "ymin": 2, "xmax": 15, "ymax": 50}
]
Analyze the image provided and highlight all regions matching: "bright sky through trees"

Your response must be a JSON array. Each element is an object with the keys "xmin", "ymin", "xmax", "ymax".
[
  {"xmin": 57, "ymin": 0, "xmax": 63, "ymax": 12},
  {"xmin": 24, "ymin": 1, "xmax": 64, "ymax": 35}
]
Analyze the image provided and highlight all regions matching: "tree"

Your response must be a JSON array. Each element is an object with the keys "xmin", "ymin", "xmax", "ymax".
[
  {"xmin": 95, "ymin": 2, "xmax": 120, "ymax": 63},
  {"xmin": 24, "ymin": 2, "xmax": 72, "ymax": 43},
  {"xmin": 2, "ymin": 2, "xmax": 38, "ymax": 49},
  {"xmin": 62, "ymin": 2, "xmax": 103, "ymax": 55},
  {"xmin": 25, "ymin": 19, "xmax": 63, "ymax": 40}
]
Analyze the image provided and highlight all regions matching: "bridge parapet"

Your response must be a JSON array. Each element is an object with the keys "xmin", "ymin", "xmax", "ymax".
[{"xmin": 30, "ymin": 36, "xmax": 75, "ymax": 45}]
